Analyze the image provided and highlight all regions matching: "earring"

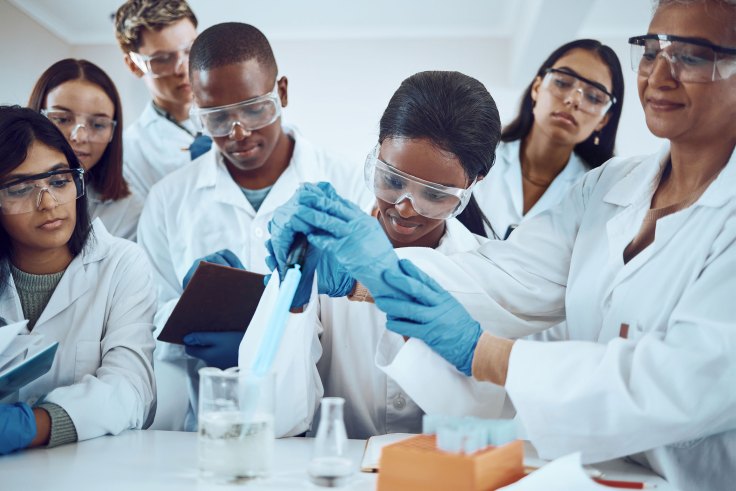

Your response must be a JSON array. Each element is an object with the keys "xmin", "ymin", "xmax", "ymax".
[{"xmin": 593, "ymin": 132, "xmax": 600, "ymax": 146}]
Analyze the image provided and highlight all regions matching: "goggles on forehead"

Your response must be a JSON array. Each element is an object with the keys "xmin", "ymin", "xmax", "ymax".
[
  {"xmin": 541, "ymin": 68, "xmax": 616, "ymax": 116},
  {"xmin": 129, "ymin": 42, "xmax": 192, "ymax": 78},
  {"xmin": 629, "ymin": 34, "xmax": 736, "ymax": 83},
  {"xmin": 189, "ymin": 85, "xmax": 281, "ymax": 137},
  {"xmin": 0, "ymin": 168, "xmax": 85, "ymax": 215},
  {"xmin": 364, "ymin": 145, "xmax": 476, "ymax": 220}
]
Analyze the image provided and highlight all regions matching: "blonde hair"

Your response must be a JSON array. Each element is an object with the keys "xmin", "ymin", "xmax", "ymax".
[{"xmin": 114, "ymin": 0, "xmax": 198, "ymax": 53}]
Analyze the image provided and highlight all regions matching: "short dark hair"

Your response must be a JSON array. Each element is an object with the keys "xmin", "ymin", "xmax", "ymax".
[
  {"xmin": 378, "ymin": 71, "xmax": 501, "ymax": 238},
  {"xmin": 502, "ymin": 39, "xmax": 625, "ymax": 168},
  {"xmin": 189, "ymin": 22, "xmax": 278, "ymax": 79},
  {"xmin": 28, "ymin": 58, "xmax": 130, "ymax": 202},
  {"xmin": 0, "ymin": 106, "xmax": 93, "ymax": 297}
]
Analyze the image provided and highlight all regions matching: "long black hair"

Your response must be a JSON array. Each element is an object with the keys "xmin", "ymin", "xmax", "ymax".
[
  {"xmin": 0, "ymin": 105, "xmax": 92, "ymax": 297},
  {"xmin": 502, "ymin": 39, "xmax": 624, "ymax": 168},
  {"xmin": 379, "ymin": 71, "xmax": 501, "ymax": 238}
]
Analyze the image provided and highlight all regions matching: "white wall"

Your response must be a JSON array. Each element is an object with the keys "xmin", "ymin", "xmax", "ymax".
[
  {"xmin": 0, "ymin": 0, "xmax": 70, "ymax": 106},
  {"xmin": 0, "ymin": 0, "xmax": 661, "ymax": 168}
]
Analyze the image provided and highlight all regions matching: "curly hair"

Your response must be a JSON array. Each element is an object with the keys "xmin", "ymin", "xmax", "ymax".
[{"xmin": 114, "ymin": 0, "xmax": 197, "ymax": 53}]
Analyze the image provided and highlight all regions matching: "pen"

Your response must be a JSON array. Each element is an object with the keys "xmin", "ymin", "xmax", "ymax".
[{"xmin": 593, "ymin": 477, "xmax": 656, "ymax": 489}]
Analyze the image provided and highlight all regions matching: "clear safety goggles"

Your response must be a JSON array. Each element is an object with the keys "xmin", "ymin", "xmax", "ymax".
[
  {"xmin": 629, "ymin": 34, "xmax": 736, "ymax": 83},
  {"xmin": 364, "ymin": 145, "xmax": 476, "ymax": 220},
  {"xmin": 0, "ymin": 168, "xmax": 85, "ymax": 215},
  {"xmin": 541, "ymin": 68, "xmax": 616, "ymax": 115},
  {"xmin": 42, "ymin": 109, "xmax": 116, "ymax": 143},
  {"xmin": 189, "ymin": 86, "xmax": 281, "ymax": 137},
  {"xmin": 129, "ymin": 42, "xmax": 192, "ymax": 78}
]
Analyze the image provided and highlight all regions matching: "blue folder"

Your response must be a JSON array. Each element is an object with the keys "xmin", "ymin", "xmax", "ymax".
[{"xmin": 0, "ymin": 342, "xmax": 59, "ymax": 400}]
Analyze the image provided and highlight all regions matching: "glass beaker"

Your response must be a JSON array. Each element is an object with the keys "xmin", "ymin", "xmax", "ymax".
[
  {"xmin": 308, "ymin": 397, "xmax": 356, "ymax": 487},
  {"xmin": 197, "ymin": 367, "xmax": 275, "ymax": 482}
]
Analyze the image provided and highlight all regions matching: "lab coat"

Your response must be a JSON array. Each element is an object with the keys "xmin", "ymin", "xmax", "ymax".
[
  {"xmin": 124, "ymin": 102, "xmax": 196, "ymax": 198},
  {"xmin": 137, "ymin": 125, "xmax": 372, "ymax": 431},
  {"xmin": 241, "ymin": 218, "xmax": 508, "ymax": 440},
  {"xmin": 473, "ymin": 139, "xmax": 587, "ymax": 239},
  {"xmin": 380, "ymin": 145, "xmax": 736, "ymax": 490},
  {"xmin": 1, "ymin": 219, "xmax": 156, "ymax": 440},
  {"xmin": 87, "ymin": 185, "xmax": 143, "ymax": 241}
]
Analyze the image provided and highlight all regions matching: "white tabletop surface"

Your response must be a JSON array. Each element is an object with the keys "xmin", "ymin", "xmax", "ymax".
[{"xmin": 0, "ymin": 430, "xmax": 671, "ymax": 491}]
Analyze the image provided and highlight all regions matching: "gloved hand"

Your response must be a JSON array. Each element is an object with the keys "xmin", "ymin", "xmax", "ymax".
[
  {"xmin": 182, "ymin": 331, "xmax": 244, "ymax": 369},
  {"xmin": 266, "ymin": 183, "xmax": 355, "ymax": 309},
  {"xmin": 293, "ymin": 183, "xmax": 400, "ymax": 299},
  {"xmin": 0, "ymin": 402, "xmax": 36, "ymax": 455},
  {"xmin": 373, "ymin": 259, "xmax": 482, "ymax": 376},
  {"xmin": 182, "ymin": 249, "xmax": 245, "ymax": 290}
]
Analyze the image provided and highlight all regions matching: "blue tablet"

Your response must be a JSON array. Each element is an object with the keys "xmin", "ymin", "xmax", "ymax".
[{"xmin": 0, "ymin": 342, "xmax": 59, "ymax": 400}]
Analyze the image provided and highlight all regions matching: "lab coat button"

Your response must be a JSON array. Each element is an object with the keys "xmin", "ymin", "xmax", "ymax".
[
  {"xmin": 393, "ymin": 395, "xmax": 406, "ymax": 410},
  {"xmin": 255, "ymin": 228, "xmax": 263, "ymax": 238}
]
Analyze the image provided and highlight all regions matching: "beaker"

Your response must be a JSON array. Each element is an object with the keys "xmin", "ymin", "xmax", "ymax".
[
  {"xmin": 308, "ymin": 397, "xmax": 356, "ymax": 487},
  {"xmin": 197, "ymin": 367, "xmax": 275, "ymax": 482}
]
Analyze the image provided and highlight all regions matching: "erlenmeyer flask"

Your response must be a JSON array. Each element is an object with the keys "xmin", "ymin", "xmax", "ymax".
[{"xmin": 308, "ymin": 397, "xmax": 356, "ymax": 487}]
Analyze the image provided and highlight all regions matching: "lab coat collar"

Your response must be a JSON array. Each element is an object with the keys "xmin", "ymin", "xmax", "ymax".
[
  {"xmin": 137, "ymin": 102, "xmax": 164, "ymax": 129},
  {"xmin": 191, "ymin": 125, "xmax": 316, "ymax": 216},
  {"xmin": 602, "ymin": 144, "xmax": 736, "ymax": 209},
  {"xmin": 437, "ymin": 218, "xmax": 486, "ymax": 254},
  {"xmin": 21, "ymin": 219, "xmax": 112, "ymax": 328}
]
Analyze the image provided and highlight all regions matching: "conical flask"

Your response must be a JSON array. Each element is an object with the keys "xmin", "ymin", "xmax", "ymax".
[{"xmin": 308, "ymin": 397, "xmax": 356, "ymax": 487}]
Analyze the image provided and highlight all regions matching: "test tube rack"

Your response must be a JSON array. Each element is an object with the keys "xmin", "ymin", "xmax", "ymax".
[{"xmin": 376, "ymin": 434, "xmax": 525, "ymax": 491}]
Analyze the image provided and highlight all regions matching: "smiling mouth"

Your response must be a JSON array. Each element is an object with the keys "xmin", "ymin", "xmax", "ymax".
[{"xmin": 386, "ymin": 214, "xmax": 421, "ymax": 234}]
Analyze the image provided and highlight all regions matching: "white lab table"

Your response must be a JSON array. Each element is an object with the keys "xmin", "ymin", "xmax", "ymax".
[{"xmin": 0, "ymin": 430, "xmax": 671, "ymax": 490}]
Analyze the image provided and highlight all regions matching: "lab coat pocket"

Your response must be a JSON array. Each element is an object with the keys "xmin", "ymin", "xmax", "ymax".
[{"xmin": 74, "ymin": 341, "xmax": 102, "ymax": 383}]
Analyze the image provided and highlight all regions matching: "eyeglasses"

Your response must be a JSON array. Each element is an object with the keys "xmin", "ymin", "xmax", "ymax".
[
  {"xmin": 364, "ymin": 145, "xmax": 476, "ymax": 220},
  {"xmin": 189, "ymin": 86, "xmax": 282, "ymax": 137},
  {"xmin": 541, "ymin": 68, "xmax": 616, "ymax": 115},
  {"xmin": 42, "ymin": 110, "xmax": 116, "ymax": 143},
  {"xmin": 0, "ymin": 168, "xmax": 85, "ymax": 215},
  {"xmin": 129, "ymin": 42, "xmax": 192, "ymax": 78},
  {"xmin": 629, "ymin": 34, "xmax": 736, "ymax": 83}
]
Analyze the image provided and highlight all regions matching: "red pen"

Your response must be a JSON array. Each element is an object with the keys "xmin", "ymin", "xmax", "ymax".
[{"xmin": 594, "ymin": 477, "xmax": 656, "ymax": 489}]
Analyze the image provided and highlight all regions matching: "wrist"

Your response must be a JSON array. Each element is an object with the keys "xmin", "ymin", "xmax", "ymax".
[
  {"xmin": 30, "ymin": 407, "xmax": 50, "ymax": 448},
  {"xmin": 471, "ymin": 332, "xmax": 514, "ymax": 386}
]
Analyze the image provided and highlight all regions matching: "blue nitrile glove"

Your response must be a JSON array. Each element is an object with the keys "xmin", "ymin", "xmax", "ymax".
[
  {"xmin": 189, "ymin": 134, "xmax": 212, "ymax": 160},
  {"xmin": 182, "ymin": 249, "xmax": 245, "ymax": 290},
  {"xmin": 292, "ymin": 183, "xmax": 400, "ymax": 299},
  {"xmin": 182, "ymin": 331, "xmax": 244, "ymax": 369},
  {"xmin": 0, "ymin": 402, "xmax": 36, "ymax": 455},
  {"xmin": 373, "ymin": 259, "xmax": 482, "ymax": 376},
  {"xmin": 266, "ymin": 183, "xmax": 355, "ymax": 309}
]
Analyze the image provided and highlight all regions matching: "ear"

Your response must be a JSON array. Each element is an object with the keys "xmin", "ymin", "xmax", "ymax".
[
  {"xmin": 530, "ymin": 75, "xmax": 543, "ymax": 103},
  {"xmin": 277, "ymin": 76, "xmax": 288, "ymax": 108},
  {"xmin": 124, "ymin": 54, "xmax": 145, "ymax": 79},
  {"xmin": 595, "ymin": 112, "xmax": 611, "ymax": 132},
  {"xmin": 475, "ymin": 174, "xmax": 485, "ymax": 184}
]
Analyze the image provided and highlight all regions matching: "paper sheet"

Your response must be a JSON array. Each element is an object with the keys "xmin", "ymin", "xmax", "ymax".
[
  {"xmin": 360, "ymin": 433, "xmax": 416, "ymax": 472},
  {"xmin": 499, "ymin": 452, "xmax": 610, "ymax": 490}
]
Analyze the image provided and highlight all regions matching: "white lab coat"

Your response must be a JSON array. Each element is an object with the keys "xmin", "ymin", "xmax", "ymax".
[
  {"xmin": 123, "ymin": 102, "xmax": 196, "ymax": 199},
  {"xmin": 473, "ymin": 139, "xmax": 587, "ymax": 239},
  {"xmin": 87, "ymin": 185, "xmax": 143, "ymax": 241},
  {"xmin": 241, "ymin": 218, "xmax": 508, "ymax": 440},
  {"xmin": 379, "ymin": 145, "xmax": 736, "ymax": 491},
  {"xmin": 138, "ymin": 125, "xmax": 372, "ymax": 431},
  {"xmin": 1, "ymin": 220, "xmax": 156, "ymax": 440}
]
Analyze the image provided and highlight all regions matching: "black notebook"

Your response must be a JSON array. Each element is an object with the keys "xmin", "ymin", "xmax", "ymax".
[{"xmin": 158, "ymin": 262, "xmax": 266, "ymax": 345}]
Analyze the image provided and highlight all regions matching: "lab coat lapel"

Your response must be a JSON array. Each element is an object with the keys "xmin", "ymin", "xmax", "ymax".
[
  {"xmin": 33, "ymin": 220, "xmax": 112, "ymax": 329},
  {"xmin": 527, "ymin": 152, "xmax": 587, "ymax": 219},
  {"xmin": 601, "ymin": 152, "xmax": 664, "ymax": 303},
  {"xmin": 207, "ymin": 152, "xmax": 257, "ymax": 215}
]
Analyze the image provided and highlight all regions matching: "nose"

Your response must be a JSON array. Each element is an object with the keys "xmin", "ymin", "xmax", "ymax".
[
  {"xmin": 564, "ymin": 87, "xmax": 584, "ymax": 109},
  {"xmin": 175, "ymin": 53, "xmax": 188, "ymax": 76},
  {"xmin": 70, "ymin": 123, "xmax": 89, "ymax": 143},
  {"xmin": 36, "ymin": 187, "xmax": 59, "ymax": 211},
  {"xmin": 228, "ymin": 121, "xmax": 252, "ymax": 141},
  {"xmin": 647, "ymin": 52, "xmax": 678, "ymax": 88},
  {"xmin": 394, "ymin": 196, "xmax": 419, "ymax": 218}
]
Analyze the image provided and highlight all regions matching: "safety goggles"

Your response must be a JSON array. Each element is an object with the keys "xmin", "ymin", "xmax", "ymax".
[
  {"xmin": 629, "ymin": 34, "xmax": 736, "ymax": 83},
  {"xmin": 364, "ymin": 145, "xmax": 476, "ymax": 220},
  {"xmin": 42, "ymin": 109, "xmax": 116, "ymax": 143},
  {"xmin": 541, "ymin": 68, "xmax": 616, "ymax": 115},
  {"xmin": 0, "ymin": 168, "xmax": 85, "ymax": 215},
  {"xmin": 189, "ymin": 86, "xmax": 281, "ymax": 137},
  {"xmin": 129, "ymin": 42, "xmax": 192, "ymax": 78}
]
